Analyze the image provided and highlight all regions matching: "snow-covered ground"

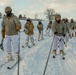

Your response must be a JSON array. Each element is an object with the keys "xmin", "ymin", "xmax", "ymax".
[{"xmin": 0, "ymin": 19, "xmax": 76, "ymax": 75}]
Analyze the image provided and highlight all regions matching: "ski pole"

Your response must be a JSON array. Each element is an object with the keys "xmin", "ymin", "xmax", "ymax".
[
  {"xmin": 42, "ymin": 35, "xmax": 55, "ymax": 75},
  {"xmin": 17, "ymin": 31, "xmax": 20, "ymax": 75}
]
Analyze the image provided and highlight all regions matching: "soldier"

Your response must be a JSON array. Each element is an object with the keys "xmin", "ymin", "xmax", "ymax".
[
  {"xmin": 64, "ymin": 18, "xmax": 70, "ymax": 47},
  {"xmin": 1, "ymin": 6, "xmax": 21, "ymax": 61},
  {"xmin": 46, "ymin": 21, "xmax": 52, "ymax": 37},
  {"xmin": 74, "ymin": 23, "xmax": 76, "ymax": 36},
  {"xmin": 37, "ymin": 21, "xmax": 43, "ymax": 41},
  {"xmin": 24, "ymin": 18, "xmax": 35, "ymax": 46},
  {"xmin": 69, "ymin": 19, "xmax": 75, "ymax": 38},
  {"xmin": 52, "ymin": 14, "xmax": 66, "ymax": 58}
]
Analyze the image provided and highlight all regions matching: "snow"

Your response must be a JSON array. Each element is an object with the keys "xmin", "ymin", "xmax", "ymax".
[{"xmin": 0, "ymin": 19, "xmax": 76, "ymax": 75}]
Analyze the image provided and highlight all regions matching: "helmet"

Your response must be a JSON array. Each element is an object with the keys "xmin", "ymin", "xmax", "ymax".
[
  {"xmin": 71, "ymin": 19, "xmax": 74, "ymax": 23},
  {"xmin": 65, "ymin": 18, "xmax": 68, "ymax": 22},
  {"xmin": 5, "ymin": 6, "xmax": 12, "ymax": 13},
  {"xmin": 27, "ymin": 18, "xmax": 31, "ymax": 22},
  {"xmin": 55, "ymin": 14, "xmax": 61, "ymax": 19},
  {"xmin": 39, "ymin": 21, "xmax": 41, "ymax": 24}
]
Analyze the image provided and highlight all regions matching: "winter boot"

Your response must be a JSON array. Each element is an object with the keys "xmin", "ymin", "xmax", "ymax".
[
  {"xmin": 52, "ymin": 50, "xmax": 56, "ymax": 55},
  {"xmin": 38, "ymin": 40, "xmax": 40, "ymax": 41},
  {"xmin": 25, "ymin": 43, "xmax": 28, "ymax": 47},
  {"xmin": 60, "ymin": 50, "xmax": 65, "ymax": 59},
  {"xmin": 15, "ymin": 52, "xmax": 18, "ymax": 60},
  {"xmin": 60, "ymin": 50, "xmax": 64, "ymax": 56},
  {"xmin": 52, "ymin": 50, "xmax": 56, "ymax": 58},
  {"xmin": 15, "ymin": 52, "xmax": 19, "ymax": 61},
  {"xmin": 7, "ymin": 53, "xmax": 13, "ymax": 61},
  {"xmin": 32, "ymin": 43, "xmax": 35, "ymax": 46},
  {"xmin": 65, "ymin": 43, "xmax": 67, "ymax": 47}
]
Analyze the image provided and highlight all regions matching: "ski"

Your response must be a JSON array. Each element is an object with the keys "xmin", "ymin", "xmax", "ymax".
[
  {"xmin": 62, "ymin": 56, "xmax": 65, "ymax": 60},
  {"xmin": 53, "ymin": 54, "xmax": 56, "ymax": 58},
  {"xmin": 53, "ymin": 55, "xmax": 56, "ymax": 58},
  {"xmin": 0, "ymin": 60, "xmax": 14, "ymax": 68},
  {"xmin": 61, "ymin": 54, "xmax": 65, "ymax": 60},
  {"xmin": 7, "ymin": 60, "xmax": 19, "ymax": 69},
  {"xmin": 7, "ymin": 58, "xmax": 21, "ymax": 69},
  {"xmin": 22, "ymin": 44, "xmax": 36, "ymax": 48},
  {"xmin": 28, "ymin": 46, "xmax": 31, "ymax": 48},
  {"xmin": 22, "ymin": 45, "xmax": 31, "ymax": 48},
  {"xmin": 52, "ymin": 55, "xmax": 65, "ymax": 60},
  {"xmin": 0, "ymin": 61, "xmax": 8, "ymax": 68}
]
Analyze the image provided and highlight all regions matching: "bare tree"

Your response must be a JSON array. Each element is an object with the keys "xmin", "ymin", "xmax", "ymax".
[
  {"xmin": 19, "ymin": 14, "xmax": 22, "ymax": 20},
  {"xmin": 44, "ymin": 9, "xmax": 55, "ymax": 21},
  {"xmin": 35, "ymin": 14, "xmax": 38, "ymax": 19},
  {"xmin": 23, "ymin": 15, "xmax": 27, "ymax": 20},
  {"xmin": 24, "ymin": 15, "xmax": 26, "ymax": 18}
]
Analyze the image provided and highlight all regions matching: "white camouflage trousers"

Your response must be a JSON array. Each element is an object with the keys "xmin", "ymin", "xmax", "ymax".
[
  {"xmin": 38, "ymin": 31, "xmax": 43, "ymax": 40},
  {"xmin": 5, "ymin": 35, "xmax": 19, "ymax": 54},
  {"xmin": 46, "ymin": 28, "xmax": 53, "ymax": 36},
  {"xmin": 26, "ymin": 35, "xmax": 34, "ymax": 44},
  {"xmin": 74, "ymin": 29, "xmax": 76, "ymax": 36},
  {"xmin": 52, "ymin": 35, "xmax": 64, "ymax": 51},
  {"xmin": 65, "ymin": 32, "xmax": 69, "ymax": 44},
  {"xmin": 69, "ymin": 29, "xmax": 74, "ymax": 37}
]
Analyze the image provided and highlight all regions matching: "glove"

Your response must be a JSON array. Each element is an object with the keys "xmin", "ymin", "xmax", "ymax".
[
  {"xmin": 16, "ymin": 25, "xmax": 21, "ymax": 31},
  {"xmin": 23, "ymin": 29, "xmax": 25, "ymax": 32},
  {"xmin": 63, "ymin": 34, "xmax": 65, "ymax": 37},
  {"xmin": 72, "ymin": 28, "xmax": 74, "ymax": 30},
  {"xmin": 54, "ymin": 32, "xmax": 58, "ymax": 34},
  {"xmin": 1, "ymin": 30, "xmax": 5, "ymax": 38}
]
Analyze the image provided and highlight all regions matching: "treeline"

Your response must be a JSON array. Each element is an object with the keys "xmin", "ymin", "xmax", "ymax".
[{"xmin": 0, "ymin": 8, "xmax": 56, "ymax": 21}]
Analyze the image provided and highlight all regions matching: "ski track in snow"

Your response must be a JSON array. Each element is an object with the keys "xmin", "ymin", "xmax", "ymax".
[{"xmin": 0, "ymin": 20, "xmax": 76, "ymax": 75}]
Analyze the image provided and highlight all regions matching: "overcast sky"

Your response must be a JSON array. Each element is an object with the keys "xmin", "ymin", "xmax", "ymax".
[{"xmin": 0, "ymin": 0, "xmax": 76, "ymax": 20}]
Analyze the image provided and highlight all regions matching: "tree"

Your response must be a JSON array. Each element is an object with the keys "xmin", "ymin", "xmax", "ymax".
[
  {"xmin": 23, "ymin": 15, "xmax": 27, "ymax": 20},
  {"xmin": 44, "ymin": 9, "xmax": 55, "ymax": 21},
  {"xmin": 35, "ymin": 14, "xmax": 38, "ymax": 19},
  {"xmin": 19, "ymin": 14, "xmax": 22, "ymax": 20}
]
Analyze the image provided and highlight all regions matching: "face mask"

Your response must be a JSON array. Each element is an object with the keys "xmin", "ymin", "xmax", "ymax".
[
  {"xmin": 27, "ymin": 21, "xmax": 31, "ymax": 24},
  {"xmin": 50, "ymin": 22, "xmax": 52, "ymax": 24},
  {"xmin": 55, "ymin": 17, "xmax": 61, "ymax": 23},
  {"xmin": 6, "ymin": 11, "xmax": 12, "ymax": 17},
  {"xmin": 65, "ymin": 20, "xmax": 68, "ymax": 22},
  {"xmin": 56, "ymin": 20, "xmax": 61, "ymax": 23}
]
